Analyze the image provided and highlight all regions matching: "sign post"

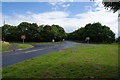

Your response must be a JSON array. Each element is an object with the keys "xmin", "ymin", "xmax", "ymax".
[
  {"xmin": 23, "ymin": 39, "xmax": 24, "ymax": 44},
  {"xmin": 85, "ymin": 37, "xmax": 90, "ymax": 43},
  {"xmin": 52, "ymin": 39, "xmax": 54, "ymax": 43},
  {"xmin": 63, "ymin": 39, "xmax": 65, "ymax": 41},
  {"xmin": 21, "ymin": 35, "xmax": 26, "ymax": 44}
]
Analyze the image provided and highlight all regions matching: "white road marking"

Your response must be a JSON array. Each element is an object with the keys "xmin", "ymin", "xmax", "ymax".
[
  {"xmin": 3, "ymin": 44, "xmax": 63, "ymax": 56},
  {"xmin": 24, "ymin": 48, "xmax": 45, "ymax": 53},
  {"xmin": 3, "ymin": 48, "xmax": 46, "ymax": 56}
]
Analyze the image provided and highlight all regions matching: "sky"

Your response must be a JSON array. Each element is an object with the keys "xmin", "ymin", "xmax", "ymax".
[{"xmin": 1, "ymin": 1, "xmax": 119, "ymax": 37}]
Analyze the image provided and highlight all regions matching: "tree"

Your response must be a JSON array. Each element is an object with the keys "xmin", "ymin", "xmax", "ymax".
[
  {"xmin": 0, "ymin": 27, "xmax": 2, "ymax": 40},
  {"xmin": 116, "ymin": 36, "xmax": 120, "ymax": 43},
  {"xmin": 41, "ymin": 24, "xmax": 66, "ymax": 42},
  {"xmin": 102, "ymin": 1, "xmax": 120, "ymax": 13},
  {"xmin": 51, "ymin": 24, "xmax": 66, "ymax": 41},
  {"xmin": 68, "ymin": 22, "xmax": 115, "ymax": 43},
  {"xmin": 90, "ymin": 0, "xmax": 120, "ymax": 13},
  {"xmin": 2, "ymin": 24, "xmax": 18, "ymax": 41},
  {"xmin": 1, "ymin": 22, "xmax": 66, "ymax": 42},
  {"xmin": 17, "ymin": 22, "xmax": 40, "ymax": 41}
]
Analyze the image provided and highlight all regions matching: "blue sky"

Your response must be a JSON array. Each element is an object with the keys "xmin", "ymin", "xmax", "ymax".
[
  {"xmin": 2, "ymin": 2, "xmax": 95, "ymax": 16},
  {"xmin": 1, "ymin": 2, "xmax": 118, "ymax": 37}
]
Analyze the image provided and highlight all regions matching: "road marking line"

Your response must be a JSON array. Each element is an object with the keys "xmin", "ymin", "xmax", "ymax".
[
  {"xmin": 3, "ymin": 48, "xmax": 46, "ymax": 56},
  {"xmin": 24, "ymin": 49, "xmax": 44, "ymax": 53}
]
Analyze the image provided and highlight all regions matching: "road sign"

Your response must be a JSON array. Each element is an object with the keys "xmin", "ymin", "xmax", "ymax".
[
  {"xmin": 85, "ymin": 37, "xmax": 90, "ymax": 43},
  {"xmin": 21, "ymin": 35, "xmax": 26, "ymax": 44},
  {"xmin": 86, "ymin": 37, "xmax": 90, "ymax": 40},
  {"xmin": 21, "ymin": 35, "xmax": 26, "ymax": 39},
  {"xmin": 52, "ymin": 39, "xmax": 55, "ymax": 42}
]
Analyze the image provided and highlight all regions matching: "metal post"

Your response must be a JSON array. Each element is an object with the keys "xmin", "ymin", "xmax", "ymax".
[
  {"xmin": 4, "ymin": 19, "xmax": 5, "ymax": 26},
  {"xmin": 23, "ymin": 39, "xmax": 24, "ymax": 44},
  {"xmin": 88, "ymin": 40, "xmax": 89, "ymax": 44}
]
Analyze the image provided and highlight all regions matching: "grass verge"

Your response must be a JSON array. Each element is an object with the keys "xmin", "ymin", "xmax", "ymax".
[
  {"xmin": 10, "ymin": 41, "xmax": 64, "ymax": 44},
  {"xmin": 1, "ymin": 41, "xmax": 63, "ymax": 52},
  {"xmin": 16, "ymin": 43, "xmax": 33, "ymax": 49},
  {"xmin": 0, "ymin": 44, "xmax": 11, "ymax": 52},
  {"xmin": 2, "ymin": 44, "xmax": 118, "ymax": 79},
  {"xmin": 1, "ymin": 42, "xmax": 33, "ymax": 52},
  {"xmin": 24, "ymin": 41, "xmax": 64, "ymax": 44},
  {"xmin": 0, "ymin": 41, "xmax": 11, "ymax": 52}
]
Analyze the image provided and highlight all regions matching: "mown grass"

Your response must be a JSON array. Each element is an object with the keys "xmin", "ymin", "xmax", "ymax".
[
  {"xmin": 10, "ymin": 41, "xmax": 64, "ymax": 44},
  {"xmin": 0, "ymin": 44, "xmax": 11, "ymax": 52},
  {"xmin": 28, "ymin": 41, "xmax": 64, "ymax": 44},
  {"xmin": 1, "ymin": 43, "xmax": 33, "ymax": 52},
  {"xmin": 0, "ymin": 41, "xmax": 11, "ymax": 52},
  {"xmin": 1, "ymin": 41, "xmax": 63, "ymax": 52},
  {"xmin": 2, "ymin": 44, "xmax": 118, "ymax": 79},
  {"xmin": 16, "ymin": 44, "xmax": 33, "ymax": 49}
]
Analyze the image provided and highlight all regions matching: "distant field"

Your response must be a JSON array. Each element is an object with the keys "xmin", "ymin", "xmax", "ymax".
[{"xmin": 2, "ymin": 44, "xmax": 118, "ymax": 79}]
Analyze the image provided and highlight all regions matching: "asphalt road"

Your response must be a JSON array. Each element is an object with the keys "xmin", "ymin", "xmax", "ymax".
[{"xmin": 2, "ymin": 41, "xmax": 89, "ymax": 67}]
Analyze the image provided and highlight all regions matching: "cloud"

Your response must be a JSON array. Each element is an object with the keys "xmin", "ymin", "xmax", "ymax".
[
  {"xmin": 2, "ymin": 2, "xmax": 118, "ymax": 37},
  {"xmin": 75, "ymin": 1, "xmax": 118, "ymax": 37},
  {"xmin": 2, "ymin": 0, "xmax": 90, "ymax": 2},
  {"xmin": 118, "ymin": 10, "xmax": 120, "ymax": 37},
  {"xmin": 0, "ymin": 13, "xmax": 3, "ymax": 26},
  {"xmin": 32, "ymin": 11, "xmax": 68, "ymax": 19},
  {"xmin": 62, "ymin": 4, "xmax": 70, "ymax": 7},
  {"xmin": 3, "ymin": 11, "xmax": 69, "ymax": 26},
  {"xmin": 49, "ymin": 2, "xmax": 58, "ymax": 6},
  {"xmin": 49, "ymin": 2, "xmax": 70, "ymax": 11}
]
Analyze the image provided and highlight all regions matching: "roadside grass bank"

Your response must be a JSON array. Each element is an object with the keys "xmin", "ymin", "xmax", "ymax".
[
  {"xmin": 0, "ymin": 41, "xmax": 12, "ymax": 52},
  {"xmin": 1, "ymin": 45, "xmax": 12, "ymax": 52},
  {"xmin": 1, "ymin": 41, "xmax": 33, "ymax": 52},
  {"xmin": 66, "ymin": 40, "xmax": 119, "ymax": 44},
  {"xmin": 16, "ymin": 43, "xmax": 33, "ymax": 49},
  {"xmin": 1, "ymin": 41, "xmax": 64, "ymax": 52},
  {"xmin": 26, "ymin": 41, "xmax": 64, "ymax": 44},
  {"xmin": 10, "ymin": 41, "xmax": 64, "ymax": 44},
  {"xmin": 2, "ymin": 44, "xmax": 118, "ymax": 79}
]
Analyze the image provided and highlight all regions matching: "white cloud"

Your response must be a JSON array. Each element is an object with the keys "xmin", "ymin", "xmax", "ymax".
[
  {"xmin": 49, "ymin": 2, "xmax": 70, "ymax": 11},
  {"xmin": 0, "ymin": 12, "xmax": 4, "ymax": 27},
  {"xmin": 49, "ymin": 2, "xmax": 60, "ymax": 6},
  {"xmin": 2, "ymin": 0, "xmax": 90, "ymax": 2},
  {"xmin": 75, "ymin": 2, "xmax": 118, "ymax": 37},
  {"xmin": 2, "ymin": 2, "xmax": 119, "ymax": 37},
  {"xmin": 32, "ymin": 11, "xmax": 68, "ymax": 19},
  {"xmin": 62, "ymin": 4, "xmax": 70, "ymax": 7}
]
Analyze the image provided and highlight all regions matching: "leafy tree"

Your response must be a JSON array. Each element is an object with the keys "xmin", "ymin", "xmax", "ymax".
[
  {"xmin": 102, "ymin": 1, "xmax": 120, "ymax": 13},
  {"xmin": 2, "ymin": 22, "xmax": 66, "ymax": 42},
  {"xmin": 41, "ymin": 24, "xmax": 66, "ymax": 42},
  {"xmin": 116, "ymin": 36, "xmax": 120, "ymax": 43},
  {"xmin": 68, "ymin": 22, "xmax": 115, "ymax": 43},
  {"xmin": 2, "ymin": 24, "xmax": 18, "ymax": 41},
  {"xmin": 17, "ymin": 22, "xmax": 40, "ymax": 41},
  {"xmin": 42, "ymin": 25, "xmax": 52, "ymax": 41},
  {"xmin": 91, "ymin": 0, "xmax": 120, "ymax": 13},
  {"xmin": 90, "ymin": 0, "xmax": 120, "ymax": 13},
  {"xmin": 0, "ymin": 27, "xmax": 2, "ymax": 40},
  {"xmin": 51, "ymin": 24, "xmax": 66, "ymax": 41}
]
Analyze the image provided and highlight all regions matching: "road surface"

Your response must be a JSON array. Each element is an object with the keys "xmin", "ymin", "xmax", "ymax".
[{"xmin": 2, "ymin": 41, "xmax": 89, "ymax": 67}]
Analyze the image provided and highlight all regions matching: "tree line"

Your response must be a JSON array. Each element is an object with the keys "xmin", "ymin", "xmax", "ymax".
[
  {"xmin": 90, "ymin": 0, "xmax": 120, "ymax": 13},
  {"xmin": 1, "ymin": 22, "xmax": 118, "ymax": 43},
  {"xmin": 67, "ymin": 22, "xmax": 115, "ymax": 43},
  {"xmin": 1, "ymin": 0, "xmax": 120, "ymax": 43},
  {"xmin": 1, "ymin": 22, "xmax": 66, "ymax": 42}
]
